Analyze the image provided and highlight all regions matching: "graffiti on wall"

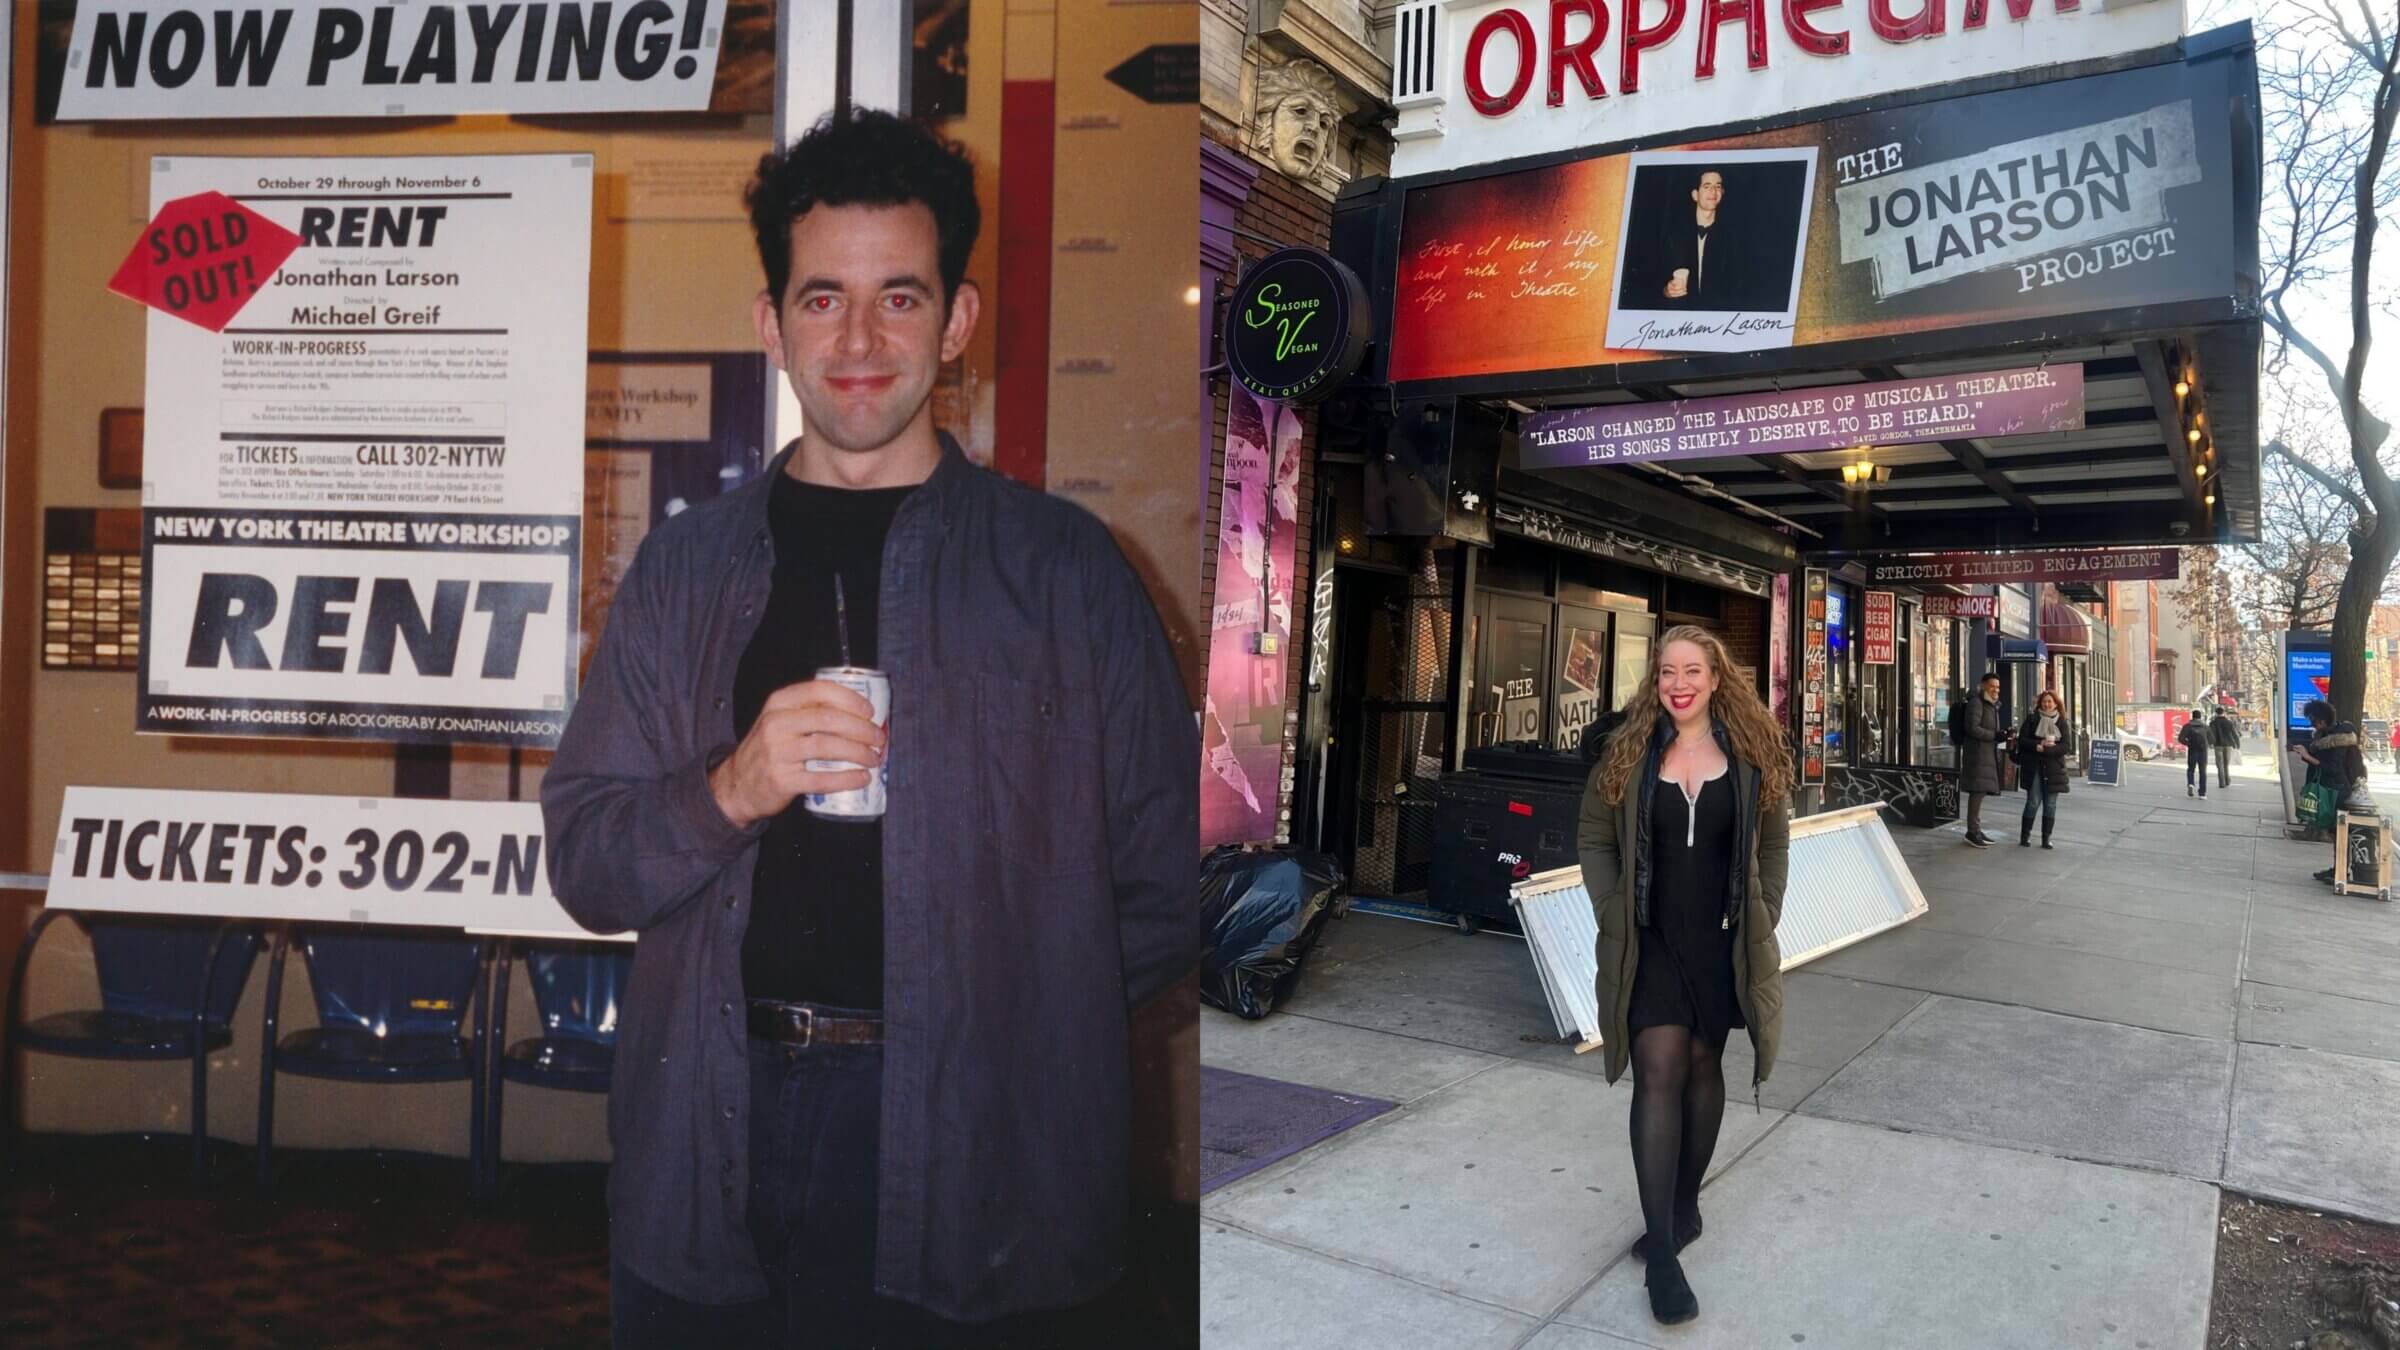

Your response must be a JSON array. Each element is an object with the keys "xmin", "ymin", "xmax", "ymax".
[{"xmin": 1824, "ymin": 765, "xmax": 1961, "ymax": 827}]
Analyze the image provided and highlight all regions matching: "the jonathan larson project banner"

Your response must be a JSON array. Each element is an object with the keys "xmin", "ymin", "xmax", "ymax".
[
  {"xmin": 1391, "ymin": 51, "xmax": 2248, "ymax": 381},
  {"xmin": 137, "ymin": 154, "xmax": 591, "ymax": 747},
  {"xmin": 1521, "ymin": 364, "xmax": 2082, "ymax": 470},
  {"xmin": 56, "ymin": 2, "xmax": 723, "ymax": 120}
]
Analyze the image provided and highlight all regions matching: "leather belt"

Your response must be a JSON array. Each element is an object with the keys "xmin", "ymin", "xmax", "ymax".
[{"xmin": 746, "ymin": 999, "xmax": 884, "ymax": 1047}]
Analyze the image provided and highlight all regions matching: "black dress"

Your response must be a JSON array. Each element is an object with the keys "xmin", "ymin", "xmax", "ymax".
[{"xmin": 1627, "ymin": 771, "xmax": 1746, "ymax": 1049}]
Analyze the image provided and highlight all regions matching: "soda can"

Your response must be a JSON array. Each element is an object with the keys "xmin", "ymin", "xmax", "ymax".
[{"xmin": 804, "ymin": 665, "xmax": 891, "ymax": 821}]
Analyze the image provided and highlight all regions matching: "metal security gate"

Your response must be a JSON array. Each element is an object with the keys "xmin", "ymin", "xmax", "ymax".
[
  {"xmin": 1326, "ymin": 546, "xmax": 1457, "ymax": 899},
  {"xmin": 1354, "ymin": 698, "xmax": 1447, "ymax": 895}
]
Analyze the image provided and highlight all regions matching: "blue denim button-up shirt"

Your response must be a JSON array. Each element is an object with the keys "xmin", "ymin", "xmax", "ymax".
[{"xmin": 541, "ymin": 436, "xmax": 1199, "ymax": 1319}]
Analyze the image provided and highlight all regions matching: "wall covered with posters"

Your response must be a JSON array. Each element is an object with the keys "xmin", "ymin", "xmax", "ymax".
[
  {"xmin": 1201, "ymin": 387, "xmax": 1300, "ymax": 846},
  {"xmin": 1387, "ymin": 45, "xmax": 2255, "ymax": 385}
]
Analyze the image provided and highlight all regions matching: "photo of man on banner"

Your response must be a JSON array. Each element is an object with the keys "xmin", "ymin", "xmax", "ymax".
[{"xmin": 1608, "ymin": 149, "xmax": 1816, "ymax": 353}]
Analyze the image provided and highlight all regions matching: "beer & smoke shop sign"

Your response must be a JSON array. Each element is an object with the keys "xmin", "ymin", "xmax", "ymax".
[{"xmin": 1225, "ymin": 247, "xmax": 1371, "ymax": 405}]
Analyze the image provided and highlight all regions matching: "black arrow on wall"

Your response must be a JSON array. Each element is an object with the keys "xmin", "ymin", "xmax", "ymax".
[{"xmin": 1106, "ymin": 44, "xmax": 1198, "ymax": 105}]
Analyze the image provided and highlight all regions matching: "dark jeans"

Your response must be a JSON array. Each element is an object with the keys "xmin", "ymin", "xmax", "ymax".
[
  {"xmin": 2020, "ymin": 774, "xmax": 2058, "ymax": 839},
  {"xmin": 2187, "ymin": 748, "xmax": 2208, "ymax": 796},
  {"xmin": 613, "ymin": 1029, "xmax": 1106, "ymax": 1350}
]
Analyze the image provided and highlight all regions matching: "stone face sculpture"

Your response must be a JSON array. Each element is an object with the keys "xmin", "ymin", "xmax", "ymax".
[{"xmin": 1252, "ymin": 58, "xmax": 1346, "ymax": 183}]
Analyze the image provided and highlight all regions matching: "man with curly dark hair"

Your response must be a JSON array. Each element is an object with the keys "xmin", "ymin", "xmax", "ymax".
[{"xmin": 544, "ymin": 109, "xmax": 1198, "ymax": 1347}]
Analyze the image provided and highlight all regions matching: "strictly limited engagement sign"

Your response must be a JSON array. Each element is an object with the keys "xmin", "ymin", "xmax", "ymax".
[
  {"xmin": 1521, "ymin": 364, "xmax": 2082, "ymax": 470},
  {"xmin": 49, "ymin": 786, "xmax": 619, "ymax": 940},
  {"xmin": 133, "ymin": 155, "xmax": 591, "ymax": 746}
]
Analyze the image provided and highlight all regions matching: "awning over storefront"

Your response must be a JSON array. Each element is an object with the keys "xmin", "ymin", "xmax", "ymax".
[{"xmin": 2041, "ymin": 600, "xmax": 2094, "ymax": 654}]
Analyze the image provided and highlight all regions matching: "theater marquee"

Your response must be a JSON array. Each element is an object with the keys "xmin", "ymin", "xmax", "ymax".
[{"xmin": 1387, "ymin": 40, "xmax": 2251, "ymax": 384}]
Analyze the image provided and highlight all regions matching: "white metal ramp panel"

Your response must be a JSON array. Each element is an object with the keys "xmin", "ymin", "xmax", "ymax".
[
  {"xmin": 1508, "ymin": 802, "xmax": 1929, "ymax": 1052},
  {"xmin": 1510, "ymin": 871, "xmax": 1597, "ymax": 1047}
]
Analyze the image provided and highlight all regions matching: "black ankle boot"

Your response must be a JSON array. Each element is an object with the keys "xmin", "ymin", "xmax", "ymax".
[
  {"xmin": 1645, "ymin": 1252, "xmax": 1699, "ymax": 1324},
  {"xmin": 2040, "ymin": 834, "xmax": 2054, "ymax": 849},
  {"xmin": 2019, "ymin": 828, "xmax": 2031, "ymax": 846}
]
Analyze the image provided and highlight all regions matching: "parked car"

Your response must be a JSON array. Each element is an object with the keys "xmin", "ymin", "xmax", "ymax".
[{"xmin": 2114, "ymin": 729, "xmax": 2165, "ymax": 762}]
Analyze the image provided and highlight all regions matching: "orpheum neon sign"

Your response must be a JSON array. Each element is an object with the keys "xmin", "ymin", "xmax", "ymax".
[
  {"xmin": 1389, "ymin": 0, "xmax": 2187, "ymax": 177},
  {"xmin": 1465, "ymin": 0, "xmax": 2100, "ymax": 114}
]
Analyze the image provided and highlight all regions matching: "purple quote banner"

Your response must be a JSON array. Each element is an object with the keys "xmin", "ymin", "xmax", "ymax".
[{"xmin": 1521, "ymin": 363, "xmax": 2084, "ymax": 469}]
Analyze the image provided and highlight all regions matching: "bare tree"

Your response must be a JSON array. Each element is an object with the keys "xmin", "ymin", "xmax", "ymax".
[
  {"xmin": 2256, "ymin": 0, "xmax": 2400, "ymax": 727},
  {"xmin": 2243, "ymin": 446, "xmax": 2354, "ymax": 627}
]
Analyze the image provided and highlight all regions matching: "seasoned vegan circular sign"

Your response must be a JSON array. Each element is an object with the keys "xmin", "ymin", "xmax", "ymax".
[{"xmin": 1227, "ymin": 248, "xmax": 1370, "ymax": 403}]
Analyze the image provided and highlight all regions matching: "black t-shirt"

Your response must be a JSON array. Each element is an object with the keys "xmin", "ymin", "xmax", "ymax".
[{"xmin": 734, "ymin": 470, "xmax": 915, "ymax": 1010}]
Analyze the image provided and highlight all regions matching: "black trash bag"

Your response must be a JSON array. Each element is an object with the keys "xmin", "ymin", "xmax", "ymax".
[{"xmin": 1200, "ymin": 845, "xmax": 1346, "ymax": 1020}]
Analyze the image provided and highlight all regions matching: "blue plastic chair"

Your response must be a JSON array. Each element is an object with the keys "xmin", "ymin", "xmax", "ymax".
[
  {"xmin": 482, "ymin": 940, "xmax": 630, "ymax": 1195},
  {"xmin": 2, "ymin": 912, "xmax": 260, "ymax": 1178},
  {"xmin": 254, "ymin": 927, "xmax": 490, "ymax": 1189}
]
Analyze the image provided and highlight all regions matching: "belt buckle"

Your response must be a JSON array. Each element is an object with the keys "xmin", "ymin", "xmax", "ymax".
[{"xmin": 789, "ymin": 1004, "xmax": 815, "ymax": 1047}]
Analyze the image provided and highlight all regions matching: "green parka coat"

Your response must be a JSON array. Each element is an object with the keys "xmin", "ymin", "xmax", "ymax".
[{"xmin": 1577, "ymin": 721, "xmax": 1793, "ymax": 1089}]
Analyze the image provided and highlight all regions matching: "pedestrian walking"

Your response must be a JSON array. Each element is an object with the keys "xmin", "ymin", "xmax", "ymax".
[
  {"xmin": 2296, "ymin": 699, "xmax": 2371, "ymax": 884},
  {"xmin": 1578, "ymin": 626, "xmax": 1793, "ymax": 1328},
  {"xmin": 1957, "ymin": 673, "xmax": 2006, "ymax": 847},
  {"xmin": 2209, "ymin": 707, "xmax": 2239, "ymax": 787},
  {"xmin": 2180, "ymin": 711, "xmax": 2211, "ymax": 798},
  {"xmin": 2385, "ymin": 720, "xmax": 2398, "ymax": 766},
  {"xmin": 2014, "ymin": 690, "xmax": 2070, "ymax": 848}
]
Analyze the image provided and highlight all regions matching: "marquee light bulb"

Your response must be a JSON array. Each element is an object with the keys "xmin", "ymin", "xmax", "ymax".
[
  {"xmin": 2196, "ymin": 462, "xmax": 2208, "ymax": 479},
  {"xmin": 2174, "ymin": 379, "xmax": 2190, "ymax": 399},
  {"xmin": 2187, "ymin": 427, "xmax": 2202, "ymax": 443}
]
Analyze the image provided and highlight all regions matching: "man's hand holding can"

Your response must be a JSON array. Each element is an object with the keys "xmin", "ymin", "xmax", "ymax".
[{"xmin": 709, "ymin": 679, "xmax": 887, "ymax": 828}]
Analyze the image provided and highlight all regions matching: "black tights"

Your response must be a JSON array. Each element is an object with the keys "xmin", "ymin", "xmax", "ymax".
[{"xmin": 1629, "ymin": 1024, "xmax": 1726, "ymax": 1256}]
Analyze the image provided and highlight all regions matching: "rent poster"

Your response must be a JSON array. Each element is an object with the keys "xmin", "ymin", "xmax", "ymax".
[
  {"xmin": 1202, "ymin": 387, "xmax": 1301, "ymax": 848},
  {"xmin": 1390, "ymin": 53, "xmax": 2245, "ymax": 382},
  {"xmin": 133, "ymin": 154, "xmax": 592, "ymax": 747}
]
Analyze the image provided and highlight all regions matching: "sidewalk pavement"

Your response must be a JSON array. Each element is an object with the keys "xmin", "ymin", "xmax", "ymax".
[{"xmin": 1201, "ymin": 757, "xmax": 2400, "ymax": 1350}]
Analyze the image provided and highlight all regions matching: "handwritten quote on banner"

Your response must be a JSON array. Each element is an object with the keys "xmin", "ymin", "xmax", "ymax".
[{"xmin": 1520, "ymin": 363, "xmax": 2083, "ymax": 471}]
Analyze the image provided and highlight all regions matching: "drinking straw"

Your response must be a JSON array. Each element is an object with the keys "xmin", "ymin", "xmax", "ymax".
[{"xmin": 834, "ymin": 573, "xmax": 852, "ymax": 668}]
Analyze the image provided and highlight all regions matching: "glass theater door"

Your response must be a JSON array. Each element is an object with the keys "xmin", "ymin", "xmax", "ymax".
[{"xmin": 1473, "ymin": 595, "xmax": 1552, "ymax": 747}]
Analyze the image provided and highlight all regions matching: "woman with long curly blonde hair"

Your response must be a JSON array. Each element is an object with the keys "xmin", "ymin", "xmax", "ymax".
[{"xmin": 1578, "ymin": 625, "xmax": 1793, "ymax": 1327}]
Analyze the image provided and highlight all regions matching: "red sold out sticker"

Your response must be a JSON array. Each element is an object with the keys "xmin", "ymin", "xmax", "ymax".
[{"xmin": 107, "ymin": 192, "xmax": 302, "ymax": 333}]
